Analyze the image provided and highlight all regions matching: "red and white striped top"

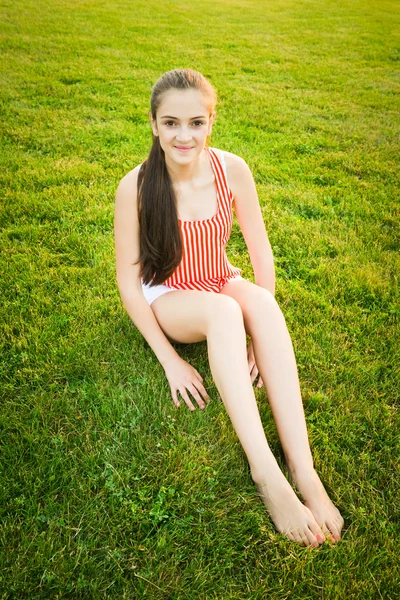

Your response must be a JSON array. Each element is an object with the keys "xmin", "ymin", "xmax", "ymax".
[{"xmin": 163, "ymin": 146, "xmax": 242, "ymax": 292}]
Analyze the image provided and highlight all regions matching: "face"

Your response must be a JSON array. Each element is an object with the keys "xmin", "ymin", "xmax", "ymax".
[{"xmin": 150, "ymin": 89, "xmax": 215, "ymax": 164}]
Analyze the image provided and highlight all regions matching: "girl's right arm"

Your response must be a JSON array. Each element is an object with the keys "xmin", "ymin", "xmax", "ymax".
[
  {"xmin": 114, "ymin": 167, "xmax": 180, "ymax": 367},
  {"xmin": 114, "ymin": 168, "xmax": 209, "ymax": 410}
]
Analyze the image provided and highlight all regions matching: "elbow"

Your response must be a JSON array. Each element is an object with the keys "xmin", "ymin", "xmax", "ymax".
[
  {"xmin": 118, "ymin": 283, "xmax": 143, "ymax": 304},
  {"xmin": 116, "ymin": 275, "xmax": 142, "ymax": 302}
]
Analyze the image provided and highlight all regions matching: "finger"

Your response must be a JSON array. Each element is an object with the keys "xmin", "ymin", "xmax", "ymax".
[
  {"xmin": 170, "ymin": 388, "xmax": 181, "ymax": 408},
  {"xmin": 257, "ymin": 376, "xmax": 264, "ymax": 388},
  {"xmin": 247, "ymin": 352, "xmax": 254, "ymax": 364},
  {"xmin": 187, "ymin": 384, "xmax": 206, "ymax": 410},
  {"xmin": 249, "ymin": 362, "xmax": 256, "ymax": 374},
  {"xmin": 194, "ymin": 370, "xmax": 203, "ymax": 382},
  {"xmin": 250, "ymin": 365, "xmax": 258, "ymax": 384},
  {"xmin": 178, "ymin": 388, "xmax": 196, "ymax": 412},
  {"xmin": 191, "ymin": 380, "xmax": 211, "ymax": 405}
]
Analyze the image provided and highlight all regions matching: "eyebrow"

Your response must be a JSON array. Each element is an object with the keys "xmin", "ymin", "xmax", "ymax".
[{"xmin": 160, "ymin": 115, "xmax": 207, "ymax": 120}]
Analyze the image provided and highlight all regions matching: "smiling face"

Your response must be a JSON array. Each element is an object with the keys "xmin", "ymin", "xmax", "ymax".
[{"xmin": 150, "ymin": 88, "xmax": 216, "ymax": 165}]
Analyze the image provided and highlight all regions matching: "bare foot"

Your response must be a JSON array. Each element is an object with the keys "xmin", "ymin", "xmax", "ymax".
[
  {"xmin": 289, "ymin": 467, "xmax": 344, "ymax": 543},
  {"xmin": 253, "ymin": 470, "xmax": 325, "ymax": 547}
]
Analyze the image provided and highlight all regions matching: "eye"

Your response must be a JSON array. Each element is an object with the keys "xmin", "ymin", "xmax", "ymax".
[
  {"xmin": 165, "ymin": 121, "xmax": 176, "ymax": 127},
  {"xmin": 193, "ymin": 120, "xmax": 205, "ymax": 127}
]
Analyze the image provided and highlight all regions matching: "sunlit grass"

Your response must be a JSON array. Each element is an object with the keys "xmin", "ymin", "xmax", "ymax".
[{"xmin": 1, "ymin": 0, "xmax": 399, "ymax": 597}]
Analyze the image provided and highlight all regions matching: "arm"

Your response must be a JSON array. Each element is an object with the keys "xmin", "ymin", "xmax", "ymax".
[
  {"xmin": 226, "ymin": 153, "xmax": 276, "ymax": 296},
  {"xmin": 114, "ymin": 168, "xmax": 179, "ymax": 367},
  {"xmin": 114, "ymin": 168, "xmax": 210, "ymax": 410}
]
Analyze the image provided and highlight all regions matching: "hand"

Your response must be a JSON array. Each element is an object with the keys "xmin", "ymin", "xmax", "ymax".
[
  {"xmin": 162, "ymin": 356, "xmax": 211, "ymax": 411},
  {"xmin": 247, "ymin": 341, "xmax": 263, "ymax": 388}
]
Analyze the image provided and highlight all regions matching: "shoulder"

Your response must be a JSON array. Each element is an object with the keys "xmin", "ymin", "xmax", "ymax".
[
  {"xmin": 115, "ymin": 164, "xmax": 142, "ymax": 206},
  {"xmin": 213, "ymin": 149, "xmax": 253, "ymax": 194},
  {"xmin": 212, "ymin": 148, "xmax": 250, "ymax": 175},
  {"xmin": 222, "ymin": 150, "xmax": 249, "ymax": 172}
]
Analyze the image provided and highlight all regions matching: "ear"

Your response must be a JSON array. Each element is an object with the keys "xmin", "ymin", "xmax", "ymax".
[
  {"xmin": 149, "ymin": 112, "xmax": 158, "ymax": 136},
  {"xmin": 208, "ymin": 111, "xmax": 216, "ymax": 135}
]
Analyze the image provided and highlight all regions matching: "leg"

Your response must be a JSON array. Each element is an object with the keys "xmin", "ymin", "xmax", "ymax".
[
  {"xmin": 220, "ymin": 278, "xmax": 344, "ymax": 542},
  {"xmin": 151, "ymin": 289, "xmax": 325, "ymax": 546}
]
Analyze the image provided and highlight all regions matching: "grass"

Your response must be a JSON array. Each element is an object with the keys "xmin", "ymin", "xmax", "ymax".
[{"xmin": 1, "ymin": 0, "xmax": 399, "ymax": 597}]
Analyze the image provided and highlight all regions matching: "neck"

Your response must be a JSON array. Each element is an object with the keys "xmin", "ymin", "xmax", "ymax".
[{"xmin": 165, "ymin": 147, "xmax": 207, "ymax": 184}]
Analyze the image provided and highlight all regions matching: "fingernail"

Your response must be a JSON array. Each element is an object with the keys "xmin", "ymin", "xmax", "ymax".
[{"xmin": 317, "ymin": 534, "xmax": 324, "ymax": 542}]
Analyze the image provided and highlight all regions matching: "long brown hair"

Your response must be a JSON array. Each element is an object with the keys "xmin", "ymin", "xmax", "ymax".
[{"xmin": 137, "ymin": 69, "xmax": 217, "ymax": 286}]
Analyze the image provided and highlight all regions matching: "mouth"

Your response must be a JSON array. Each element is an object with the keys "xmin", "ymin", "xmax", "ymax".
[{"xmin": 175, "ymin": 146, "xmax": 193, "ymax": 152}]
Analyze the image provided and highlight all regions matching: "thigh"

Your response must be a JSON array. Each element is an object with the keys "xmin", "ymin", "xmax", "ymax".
[{"xmin": 151, "ymin": 289, "xmax": 240, "ymax": 344}]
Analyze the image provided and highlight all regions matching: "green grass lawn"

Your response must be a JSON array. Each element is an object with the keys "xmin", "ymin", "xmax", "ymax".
[{"xmin": 1, "ymin": 0, "xmax": 399, "ymax": 597}]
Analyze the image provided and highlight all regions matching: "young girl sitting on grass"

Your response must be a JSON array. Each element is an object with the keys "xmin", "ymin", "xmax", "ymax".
[{"xmin": 114, "ymin": 68, "xmax": 344, "ymax": 547}]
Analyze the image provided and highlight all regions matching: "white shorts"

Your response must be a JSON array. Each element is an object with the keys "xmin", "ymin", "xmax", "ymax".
[
  {"xmin": 141, "ymin": 281, "xmax": 176, "ymax": 306},
  {"xmin": 141, "ymin": 275, "xmax": 244, "ymax": 306}
]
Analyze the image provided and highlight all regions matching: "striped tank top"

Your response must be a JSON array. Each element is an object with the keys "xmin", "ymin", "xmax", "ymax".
[{"xmin": 163, "ymin": 146, "xmax": 242, "ymax": 292}]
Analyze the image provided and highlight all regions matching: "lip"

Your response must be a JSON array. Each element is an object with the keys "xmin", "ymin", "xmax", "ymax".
[{"xmin": 175, "ymin": 146, "xmax": 193, "ymax": 152}]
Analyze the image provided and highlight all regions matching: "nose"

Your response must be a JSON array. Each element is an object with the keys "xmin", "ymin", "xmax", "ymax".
[{"xmin": 175, "ymin": 125, "xmax": 192, "ymax": 142}]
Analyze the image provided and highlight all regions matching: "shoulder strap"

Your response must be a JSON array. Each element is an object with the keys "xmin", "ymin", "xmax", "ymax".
[
  {"xmin": 209, "ymin": 147, "xmax": 230, "ymax": 188},
  {"xmin": 216, "ymin": 149, "xmax": 227, "ymax": 179}
]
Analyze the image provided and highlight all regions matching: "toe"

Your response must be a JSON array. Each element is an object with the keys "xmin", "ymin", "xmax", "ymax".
[
  {"xmin": 327, "ymin": 520, "xmax": 341, "ymax": 541},
  {"xmin": 296, "ymin": 529, "xmax": 312, "ymax": 547},
  {"xmin": 300, "ymin": 535, "xmax": 309, "ymax": 547},
  {"xmin": 337, "ymin": 514, "xmax": 345, "ymax": 532},
  {"xmin": 292, "ymin": 530, "xmax": 306, "ymax": 546},
  {"xmin": 307, "ymin": 518, "xmax": 325, "ymax": 543},
  {"xmin": 305, "ymin": 528, "xmax": 319, "ymax": 548},
  {"xmin": 319, "ymin": 521, "xmax": 332, "ymax": 542}
]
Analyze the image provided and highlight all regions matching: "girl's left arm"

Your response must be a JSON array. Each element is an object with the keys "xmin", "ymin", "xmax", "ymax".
[{"xmin": 226, "ymin": 153, "xmax": 276, "ymax": 296}]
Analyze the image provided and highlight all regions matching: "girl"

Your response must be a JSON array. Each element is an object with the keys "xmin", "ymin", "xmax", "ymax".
[{"xmin": 114, "ymin": 68, "xmax": 344, "ymax": 547}]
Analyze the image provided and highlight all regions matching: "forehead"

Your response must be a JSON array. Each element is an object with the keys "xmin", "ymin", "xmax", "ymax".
[{"xmin": 157, "ymin": 88, "xmax": 209, "ymax": 118}]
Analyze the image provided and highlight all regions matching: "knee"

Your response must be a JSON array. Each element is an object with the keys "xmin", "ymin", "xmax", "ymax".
[
  {"xmin": 245, "ymin": 287, "xmax": 285, "ymax": 323},
  {"xmin": 206, "ymin": 294, "xmax": 244, "ymax": 333}
]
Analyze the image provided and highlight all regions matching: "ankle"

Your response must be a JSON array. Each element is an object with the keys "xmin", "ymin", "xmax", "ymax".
[
  {"xmin": 250, "ymin": 462, "xmax": 288, "ymax": 487},
  {"xmin": 287, "ymin": 460, "xmax": 315, "ymax": 478}
]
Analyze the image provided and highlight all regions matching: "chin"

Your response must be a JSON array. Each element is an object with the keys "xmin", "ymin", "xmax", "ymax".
[
  {"xmin": 163, "ymin": 145, "xmax": 205, "ymax": 163},
  {"xmin": 172, "ymin": 149, "xmax": 197, "ymax": 159}
]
